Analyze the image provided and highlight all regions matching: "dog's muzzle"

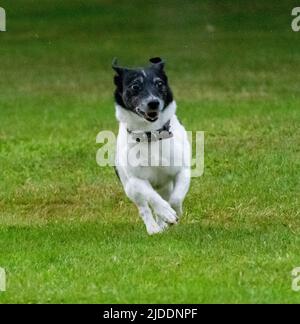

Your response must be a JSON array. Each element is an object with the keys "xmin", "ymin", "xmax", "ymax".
[{"xmin": 136, "ymin": 99, "xmax": 162, "ymax": 122}]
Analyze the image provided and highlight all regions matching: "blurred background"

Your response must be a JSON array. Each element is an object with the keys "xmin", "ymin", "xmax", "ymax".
[
  {"xmin": 1, "ymin": 0, "xmax": 299, "ymax": 197},
  {"xmin": 2, "ymin": 1, "xmax": 300, "ymax": 108}
]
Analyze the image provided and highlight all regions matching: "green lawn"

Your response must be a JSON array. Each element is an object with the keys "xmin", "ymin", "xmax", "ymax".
[{"xmin": 0, "ymin": 0, "xmax": 300, "ymax": 303}]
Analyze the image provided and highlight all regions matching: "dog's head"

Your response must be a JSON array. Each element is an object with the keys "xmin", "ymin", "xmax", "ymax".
[{"xmin": 112, "ymin": 57, "xmax": 173, "ymax": 123}]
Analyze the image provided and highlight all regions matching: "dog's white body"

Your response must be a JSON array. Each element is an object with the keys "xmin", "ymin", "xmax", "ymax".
[{"xmin": 115, "ymin": 100, "xmax": 191, "ymax": 234}]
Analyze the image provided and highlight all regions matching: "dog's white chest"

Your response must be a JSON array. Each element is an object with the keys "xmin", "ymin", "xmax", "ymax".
[
  {"xmin": 116, "ymin": 114, "xmax": 190, "ymax": 188},
  {"xmin": 128, "ymin": 139, "xmax": 182, "ymax": 187}
]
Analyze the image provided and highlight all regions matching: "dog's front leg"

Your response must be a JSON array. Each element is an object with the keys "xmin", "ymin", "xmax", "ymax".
[
  {"xmin": 169, "ymin": 168, "xmax": 191, "ymax": 217},
  {"xmin": 137, "ymin": 203, "xmax": 162, "ymax": 235},
  {"xmin": 125, "ymin": 178, "xmax": 177, "ymax": 234}
]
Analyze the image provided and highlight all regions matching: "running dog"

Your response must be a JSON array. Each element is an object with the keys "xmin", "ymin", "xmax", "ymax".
[{"xmin": 113, "ymin": 57, "xmax": 190, "ymax": 234}]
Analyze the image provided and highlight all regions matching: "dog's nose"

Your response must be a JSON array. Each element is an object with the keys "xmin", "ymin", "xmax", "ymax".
[{"xmin": 147, "ymin": 100, "xmax": 160, "ymax": 111}]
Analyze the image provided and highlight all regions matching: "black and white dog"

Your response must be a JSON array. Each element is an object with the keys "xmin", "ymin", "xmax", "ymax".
[{"xmin": 113, "ymin": 57, "xmax": 190, "ymax": 234}]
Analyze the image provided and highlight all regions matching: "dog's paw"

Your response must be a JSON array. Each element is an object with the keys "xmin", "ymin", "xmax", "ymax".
[
  {"xmin": 156, "ymin": 218, "xmax": 169, "ymax": 231},
  {"xmin": 169, "ymin": 197, "xmax": 183, "ymax": 217},
  {"xmin": 145, "ymin": 222, "xmax": 164, "ymax": 235},
  {"xmin": 152, "ymin": 201, "xmax": 178, "ymax": 224}
]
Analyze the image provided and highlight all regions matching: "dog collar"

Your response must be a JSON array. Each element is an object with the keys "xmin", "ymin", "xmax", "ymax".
[{"xmin": 127, "ymin": 120, "xmax": 173, "ymax": 143}]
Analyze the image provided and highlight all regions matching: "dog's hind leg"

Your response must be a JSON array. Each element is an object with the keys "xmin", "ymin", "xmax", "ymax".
[
  {"xmin": 169, "ymin": 168, "xmax": 191, "ymax": 217},
  {"xmin": 155, "ymin": 182, "xmax": 174, "ymax": 230}
]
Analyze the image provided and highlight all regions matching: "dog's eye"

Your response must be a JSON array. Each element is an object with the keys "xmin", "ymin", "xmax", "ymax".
[
  {"xmin": 155, "ymin": 80, "xmax": 164, "ymax": 88},
  {"xmin": 130, "ymin": 84, "xmax": 140, "ymax": 91}
]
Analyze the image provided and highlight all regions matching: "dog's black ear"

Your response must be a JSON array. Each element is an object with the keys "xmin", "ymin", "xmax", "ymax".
[
  {"xmin": 112, "ymin": 58, "xmax": 125, "ymax": 90},
  {"xmin": 112, "ymin": 58, "xmax": 127, "ymax": 76},
  {"xmin": 149, "ymin": 57, "xmax": 165, "ymax": 71}
]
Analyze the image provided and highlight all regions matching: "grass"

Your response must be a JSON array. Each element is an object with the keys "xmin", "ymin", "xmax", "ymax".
[{"xmin": 0, "ymin": 0, "xmax": 300, "ymax": 303}]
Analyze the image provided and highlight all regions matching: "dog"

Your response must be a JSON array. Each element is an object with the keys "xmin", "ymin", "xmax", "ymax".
[{"xmin": 113, "ymin": 57, "xmax": 191, "ymax": 234}]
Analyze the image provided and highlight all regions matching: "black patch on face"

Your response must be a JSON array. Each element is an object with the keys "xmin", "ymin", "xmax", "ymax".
[{"xmin": 112, "ymin": 58, "xmax": 173, "ymax": 115}]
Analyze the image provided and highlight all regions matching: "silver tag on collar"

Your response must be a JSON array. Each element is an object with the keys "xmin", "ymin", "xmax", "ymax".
[{"xmin": 130, "ymin": 132, "xmax": 149, "ymax": 143}]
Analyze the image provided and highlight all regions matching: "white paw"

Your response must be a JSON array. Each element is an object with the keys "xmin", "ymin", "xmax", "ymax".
[
  {"xmin": 169, "ymin": 197, "xmax": 183, "ymax": 217},
  {"xmin": 156, "ymin": 218, "xmax": 169, "ymax": 231},
  {"xmin": 152, "ymin": 201, "xmax": 178, "ymax": 224},
  {"xmin": 145, "ymin": 222, "xmax": 164, "ymax": 235}
]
